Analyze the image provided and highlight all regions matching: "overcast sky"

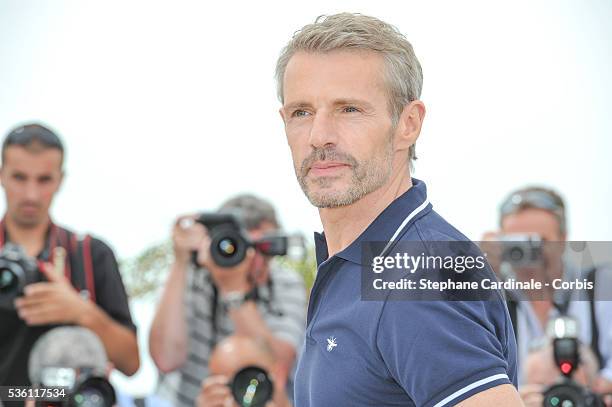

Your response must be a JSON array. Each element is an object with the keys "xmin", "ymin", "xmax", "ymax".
[{"xmin": 1, "ymin": 0, "xmax": 611, "ymax": 396}]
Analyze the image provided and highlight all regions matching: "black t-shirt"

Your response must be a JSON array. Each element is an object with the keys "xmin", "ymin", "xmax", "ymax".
[{"xmin": 0, "ymin": 225, "xmax": 136, "ymax": 387}]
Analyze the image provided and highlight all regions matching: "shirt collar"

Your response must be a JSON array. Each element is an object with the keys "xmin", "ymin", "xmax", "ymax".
[{"xmin": 314, "ymin": 178, "xmax": 432, "ymax": 266}]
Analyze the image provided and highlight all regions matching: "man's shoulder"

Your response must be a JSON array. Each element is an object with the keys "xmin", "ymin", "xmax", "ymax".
[
  {"xmin": 55, "ymin": 225, "xmax": 115, "ymax": 254},
  {"xmin": 400, "ymin": 208, "xmax": 471, "ymax": 243}
]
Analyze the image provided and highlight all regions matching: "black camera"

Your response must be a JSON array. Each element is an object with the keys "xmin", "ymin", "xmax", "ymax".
[
  {"xmin": 542, "ymin": 317, "xmax": 604, "ymax": 407},
  {"xmin": 0, "ymin": 243, "xmax": 40, "ymax": 310},
  {"xmin": 195, "ymin": 213, "xmax": 288, "ymax": 268},
  {"xmin": 37, "ymin": 366, "xmax": 116, "ymax": 407},
  {"xmin": 499, "ymin": 233, "xmax": 542, "ymax": 267},
  {"xmin": 230, "ymin": 365, "xmax": 274, "ymax": 407}
]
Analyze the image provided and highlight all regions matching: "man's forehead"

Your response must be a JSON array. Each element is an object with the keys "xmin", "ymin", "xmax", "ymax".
[
  {"xmin": 2, "ymin": 145, "xmax": 63, "ymax": 171},
  {"xmin": 282, "ymin": 49, "xmax": 388, "ymax": 104}
]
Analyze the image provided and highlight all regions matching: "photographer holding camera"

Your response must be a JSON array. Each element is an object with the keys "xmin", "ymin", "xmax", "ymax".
[
  {"xmin": 0, "ymin": 123, "xmax": 139, "ymax": 392},
  {"xmin": 523, "ymin": 335, "xmax": 602, "ymax": 406},
  {"xmin": 197, "ymin": 334, "xmax": 291, "ymax": 407},
  {"xmin": 149, "ymin": 195, "xmax": 306, "ymax": 407},
  {"xmin": 484, "ymin": 186, "xmax": 612, "ymax": 403}
]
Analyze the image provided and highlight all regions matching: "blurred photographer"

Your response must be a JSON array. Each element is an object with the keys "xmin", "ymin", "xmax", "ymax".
[
  {"xmin": 484, "ymin": 186, "xmax": 612, "ymax": 398},
  {"xmin": 149, "ymin": 195, "xmax": 306, "ymax": 407},
  {"xmin": 197, "ymin": 335, "xmax": 291, "ymax": 407},
  {"xmin": 522, "ymin": 338, "xmax": 602, "ymax": 406},
  {"xmin": 25, "ymin": 326, "xmax": 116, "ymax": 407},
  {"xmin": 0, "ymin": 123, "xmax": 139, "ymax": 391}
]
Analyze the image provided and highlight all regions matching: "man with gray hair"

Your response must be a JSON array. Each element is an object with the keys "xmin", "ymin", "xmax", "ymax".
[
  {"xmin": 149, "ymin": 194, "xmax": 306, "ymax": 407},
  {"xmin": 277, "ymin": 13, "xmax": 521, "ymax": 406}
]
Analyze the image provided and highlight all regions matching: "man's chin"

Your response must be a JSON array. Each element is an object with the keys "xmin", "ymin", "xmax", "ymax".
[
  {"xmin": 305, "ymin": 188, "xmax": 355, "ymax": 209},
  {"xmin": 13, "ymin": 214, "xmax": 44, "ymax": 229}
]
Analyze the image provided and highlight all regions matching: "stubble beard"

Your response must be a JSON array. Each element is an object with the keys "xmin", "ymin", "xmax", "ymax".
[{"xmin": 296, "ymin": 139, "xmax": 394, "ymax": 208}]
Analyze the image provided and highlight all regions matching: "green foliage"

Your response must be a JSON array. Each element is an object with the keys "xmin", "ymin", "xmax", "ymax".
[
  {"xmin": 120, "ymin": 240, "xmax": 173, "ymax": 299},
  {"xmin": 275, "ymin": 246, "xmax": 317, "ymax": 294}
]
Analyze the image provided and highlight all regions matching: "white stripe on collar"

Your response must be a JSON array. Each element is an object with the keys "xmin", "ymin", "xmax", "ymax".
[{"xmin": 377, "ymin": 198, "xmax": 430, "ymax": 258}]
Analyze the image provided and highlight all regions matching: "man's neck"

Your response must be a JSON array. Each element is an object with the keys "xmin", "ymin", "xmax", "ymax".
[
  {"xmin": 319, "ymin": 168, "xmax": 412, "ymax": 257},
  {"xmin": 3, "ymin": 215, "xmax": 50, "ymax": 257}
]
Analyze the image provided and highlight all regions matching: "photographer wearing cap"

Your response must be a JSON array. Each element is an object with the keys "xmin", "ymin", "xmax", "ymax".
[
  {"xmin": 149, "ymin": 195, "xmax": 306, "ymax": 407},
  {"xmin": 0, "ymin": 123, "xmax": 139, "ymax": 389},
  {"xmin": 486, "ymin": 186, "xmax": 612, "ymax": 399}
]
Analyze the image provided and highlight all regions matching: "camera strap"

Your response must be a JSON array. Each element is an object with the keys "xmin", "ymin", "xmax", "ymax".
[{"xmin": 68, "ymin": 232, "xmax": 97, "ymax": 303}]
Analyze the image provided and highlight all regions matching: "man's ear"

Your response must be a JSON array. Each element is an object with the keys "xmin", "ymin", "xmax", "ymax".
[
  {"xmin": 279, "ymin": 107, "xmax": 287, "ymax": 124},
  {"xmin": 393, "ymin": 100, "xmax": 426, "ymax": 152}
]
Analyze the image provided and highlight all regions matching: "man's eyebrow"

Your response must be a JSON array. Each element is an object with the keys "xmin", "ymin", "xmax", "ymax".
[
  {"xmin": 283, "ymin": 99, "xmax": 375, "ymax": 111},
  {"xmin": 332, "ymin": 98, "xmax": 375, "ymax": 110},
  {"xmin": 283, "ymin": 102, "xmax": 312, "ymax": 112}
]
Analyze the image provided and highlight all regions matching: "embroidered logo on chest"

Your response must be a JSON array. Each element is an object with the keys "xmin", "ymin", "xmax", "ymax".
[{"xmin": 326, "ymin": 336, "xmax": 337, "ymax": 352}]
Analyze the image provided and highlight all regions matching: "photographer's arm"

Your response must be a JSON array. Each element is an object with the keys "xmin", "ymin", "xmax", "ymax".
[
  {"xmin": 150, "ymin": 217, "xmax": 204, "ymax": 373},
  {"xmin": 149, "ymin": 259, "xmax": 190, "ymax": 372},
  {"xmin": 77, "ymin": 299, "xmax": 140, "ymax": 375},
  {"xmin": 228, "ymin": 302, "xmax": 296, "ymax": 385}
]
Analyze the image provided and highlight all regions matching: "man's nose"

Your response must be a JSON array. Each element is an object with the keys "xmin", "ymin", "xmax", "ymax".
[
  {"xmin": 308, "ymin": 111, "xmax": 338, "ymax": 149},
  {"xmin": 24, "ymin": 181, "xmax": 40, "ymax": 201}
]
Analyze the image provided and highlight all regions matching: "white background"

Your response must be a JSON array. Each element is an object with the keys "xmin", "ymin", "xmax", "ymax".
[{"xmin": 1, "ymin": 0, "xmax": 611, "ymax": 396}]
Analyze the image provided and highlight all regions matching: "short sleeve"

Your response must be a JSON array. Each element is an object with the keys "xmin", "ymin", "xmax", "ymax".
[
  {"xmin": 263, "ymin": 266, "xmax": 307, "ymax": 350},
  {"xmin": 376, "ymin": 299, "xmax": 516, "ymax": 407},
  {"xmin": 90, "ymin": 238, "xmax": 137, "ymax": 332}
]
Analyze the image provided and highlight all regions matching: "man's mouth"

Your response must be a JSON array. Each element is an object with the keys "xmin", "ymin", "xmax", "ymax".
[
  {"xmin": 308, "ymin": 161, "xmax": 350, "ymax": 176},
  {"xmin": 19, "ymin": 204, "xmax": 40, "ymax": 214}
]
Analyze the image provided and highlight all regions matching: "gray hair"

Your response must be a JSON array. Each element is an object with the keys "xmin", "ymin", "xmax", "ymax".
[
  {"xmin": 28, "ymin": 327, "xmax": 108, "ymax": 385},
  {"xmin": 219, "ymin": 194, "xmax": 280, "ymax": 230},
  {"xmin": 275, "ymin": 13, "xmax": 423, "ymax": 163}
]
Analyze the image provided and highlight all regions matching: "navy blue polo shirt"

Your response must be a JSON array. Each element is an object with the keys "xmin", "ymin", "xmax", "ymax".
[{"xmin": 294, "ymin": 178, "xmax": 517, "ymax": 407}]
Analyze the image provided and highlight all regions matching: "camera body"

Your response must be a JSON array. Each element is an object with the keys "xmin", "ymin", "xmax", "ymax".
[
  {"xmin": 230, "ymin": 365, "xmax": 274, "ymax": 407},
  {"xmin": 37, "ymin": 366, "xmax": 116, "ymax": 407},
  {"xmin": 499, "ymin": 233, "xmax": 542, "ymax": 268},
  {"xmin": 542, "ymin": 316, "xmax": 604, "ymax": 407},
  {"xmin": 195, "ymin": 213, "xmax": 288, "ymax": 268},
  {"xmin": 0, "ymin": 243, "xmax": 40, "ymax": 310}
]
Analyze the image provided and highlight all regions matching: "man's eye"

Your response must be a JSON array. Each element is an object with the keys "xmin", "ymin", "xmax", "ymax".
[
  {"xmin": 292, "ymin": 110, "xmax": 310, "ymax": 118},
  {"xmin": 342, "ymin": 106, "xmax": 360, "ymax": 113}
]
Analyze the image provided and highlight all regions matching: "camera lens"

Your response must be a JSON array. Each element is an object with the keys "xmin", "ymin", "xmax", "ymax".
[
  {"xmin": 71, "ymin": 377, "xmax": 115, "ymax": 407},
  {"xmin": 231, "ymin": 366, "xmax": 273, "ymax": 407},
  {"xmin": 544, "ymin": 383, "xmax": 586, "ymax": 407},
  {"xmin": 0, "ymin": 268, "xmax": 17, "ymax": 292},
  {"xmin": 73, "ymin": 389, "xmax": 105, "ymax": 407},
  {"xmin": 508, "ymin": 247, "xmax": 525, "ymax": 262},
  {"xmin": 210, "ymin": 229, "xmax": 248, "ymax": 268},
  {"xmin": 218, "ymin": 238, "xmax": 237, "ymax": 257}
]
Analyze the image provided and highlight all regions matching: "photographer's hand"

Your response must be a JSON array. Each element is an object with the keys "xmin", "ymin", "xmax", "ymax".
[
  {"xmin": 593, "ymin": 376, "xmax": 612, "ymax": 407},
  {"xmin": 197, "ymin": 375, "xmax": 235, "ymax": 407},
  {"xmin": 173, "ymin": 214, "xmax": 206, "ymax": 266},
  {"xmin": 518, "ymin": 384, "xmax": 544, "ymax": 407},
  {"xmin": 14, "ymin": 262, "xmax": 92, "ymax": 325}
]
